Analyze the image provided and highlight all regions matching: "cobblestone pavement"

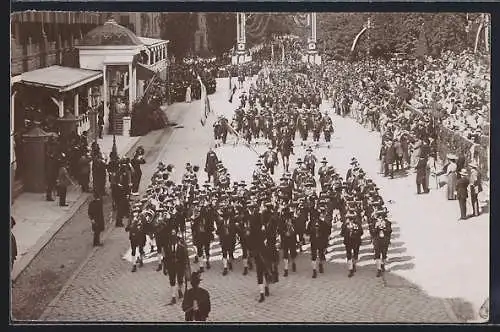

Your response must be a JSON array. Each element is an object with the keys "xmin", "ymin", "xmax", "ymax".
[{"xmin": 38, "ymin": 79, "xmax": 486, "ymax": 323}]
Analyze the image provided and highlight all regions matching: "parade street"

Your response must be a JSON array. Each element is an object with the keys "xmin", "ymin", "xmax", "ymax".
[{"xmin": 36, "ymin": 78, "xmax": 488, "ymax": 323}]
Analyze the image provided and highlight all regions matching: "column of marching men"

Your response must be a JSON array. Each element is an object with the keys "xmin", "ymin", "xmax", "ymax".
[
  {"xmin": 121, "ymin": 145, "xmax": 393, "ymax": 304},
  {"xmin": 213, "ymin": 67, "xmax": 334, "ymax": 155}
]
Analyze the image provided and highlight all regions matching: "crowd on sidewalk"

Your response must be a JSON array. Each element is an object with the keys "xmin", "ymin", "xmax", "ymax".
[{"xmin": 312, "ymin": 52, "xmax": 487, "ymax": 220}]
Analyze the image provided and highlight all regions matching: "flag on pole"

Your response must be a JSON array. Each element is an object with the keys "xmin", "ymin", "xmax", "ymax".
[{"xmin": 198, "ymin": 75, "xmax": 210, "ymax": 126}]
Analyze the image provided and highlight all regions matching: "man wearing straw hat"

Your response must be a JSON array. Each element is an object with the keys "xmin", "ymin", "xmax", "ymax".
[{"xmin": 456, "ymin": 169, "xmax": 470, "ymax": 220}]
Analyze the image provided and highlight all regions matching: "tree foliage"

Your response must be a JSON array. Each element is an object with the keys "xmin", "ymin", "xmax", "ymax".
[
  {"xmin": 159, "ymin": 13, "xmax": 198, "ymax": 59},
  {"xmin": 159, "ymin": 12, "xmax": 476, "ymax": 59},
  {"xmin": 317, "ymin": 13, "xmax": 471, "ymax": 59}
]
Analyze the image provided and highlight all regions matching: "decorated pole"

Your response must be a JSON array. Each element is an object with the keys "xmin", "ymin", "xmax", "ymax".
[
  {"xmin": 484, "ymin": 13, "xmax": 489, "ymax": 53},
  {"xmin": 474, "ymin": 16, "xmax": 484, "ymax": 54}
]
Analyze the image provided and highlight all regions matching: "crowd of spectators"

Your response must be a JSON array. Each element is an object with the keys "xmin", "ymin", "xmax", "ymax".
[
  {"xmin": 318, "ymin": 50, "xmax": 489, "ymax": 144},
  {"xmin": 166, "ymin": 58, "xmax": 218, "ymax": 103}
]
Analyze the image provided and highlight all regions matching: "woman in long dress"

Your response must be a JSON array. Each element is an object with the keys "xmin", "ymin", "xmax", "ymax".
[
  {"xmin": 425, "ymin": 153, "xmax": 437, "ymax": 191},
  {"xmin": 410, "ymin": 138, "xmax": 422, "ymax": 169},
  {"xmin": 446, "ymin": 156, "xmax": 458, "ymax": 200},
  {"xmin": 185, "ymin": 85, "xmax": 192, "ymax": 103}
]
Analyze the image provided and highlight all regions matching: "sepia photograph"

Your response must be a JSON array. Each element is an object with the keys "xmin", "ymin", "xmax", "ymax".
[{"xmin": 10, "ymin": 11, "xmax": 490, "ymax": 323}]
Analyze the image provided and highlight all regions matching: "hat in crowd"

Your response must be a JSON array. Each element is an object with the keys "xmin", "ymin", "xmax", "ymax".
[
  {"xmin": 321, "ymin": 157, "xmax": 328, "ymax": 164},
  {"xmin": 447, "ymin": 153, "xmax": 458, "ymax": 160},
  {"xmin": 459, "ymin": 169, "xmax": 468, "ymax": 176},
  {"xmin": 469, "ymin": 162, "xmax": 479, "ymax": 169},
  {"xmin": 296, "ymin": 158, "xmax": 303, "ymax": 164},
  {"xmin": 306, "ymin": 147, "xmax": 313, "ymax": 152},
  {"xmin": 346, "ymin": 212, "xmax": 356, "ymax": 219},
  {"xmin": 239, "ymin": 181, "xmax": 246, "ymax": 187},
  {"xmin": 191, "ymin": 271, "xmax": 202, "ymax": 284}
]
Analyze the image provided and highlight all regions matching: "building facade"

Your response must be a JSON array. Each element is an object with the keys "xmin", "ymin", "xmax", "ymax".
[{"xmin": 10, "ymin": 12, "xmax": 167, "ymax": 195}]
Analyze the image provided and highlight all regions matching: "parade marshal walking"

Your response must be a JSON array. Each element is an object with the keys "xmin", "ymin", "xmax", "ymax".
[
  {"xmin": 205, "ymin": 148, "xmax": 219, "ymax": 183},
  {"xmin": 182, "ymin": 272, "xmax": 211, "ymax": 322}
]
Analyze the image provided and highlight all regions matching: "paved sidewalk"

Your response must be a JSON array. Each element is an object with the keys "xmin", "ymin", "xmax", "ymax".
[{"xmin": 11, "ymin": 133, "xmax": 141, "ymax": 281}]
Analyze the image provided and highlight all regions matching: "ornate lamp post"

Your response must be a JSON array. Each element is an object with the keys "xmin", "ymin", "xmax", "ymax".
[{"xmin": 109, "ymin": 79, "xmax": 119, "ymax": 161}]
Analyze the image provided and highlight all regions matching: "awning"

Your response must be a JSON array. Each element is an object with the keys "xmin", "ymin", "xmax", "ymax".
[
  {"xmin": 138, "ymin": 37, "xmax": 169, "ymax": 47},
  {"xmin": 137, "ymin": 63, "xmax": 156, "ymax": 80},
  {"xmin": 18, "ymin": 65, "xmax": 102, "ymax": 92}
]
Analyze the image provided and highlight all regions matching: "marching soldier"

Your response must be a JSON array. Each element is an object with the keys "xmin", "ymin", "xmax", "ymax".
[
  {"xmin": 262, "ymin": 145, "xmax": 279, "ymax": 175},
  {"xmin": 341, "ymin": 213, "xmax": 363, "ymax": 278},
  {"xmin": 205, "ymin": 148, "xmax": 219, "ymax": 183},
  {"xmin": 280, "ymin": 205, "xmax": 297, "ymax": 277},
  {"xmin": 263, "ymin": 201, "xmax": 280, "ymax": 283},
  {"xmin": 237, "ymin": 202, "xmax": 255, "ymax": 275},
  {"xmin": 318, "ymin": 158, "xmax": 329, "ymax": 190},
  {"xmin": 165, "ymin": 228, "xmax": 187, "ymax": 305},
  {"xmin": 126, "ymin": 215, "xmax": 146, "ymax": 273},
  {"xmin": 372, "ymin": 211, "xmax": 392, "ymax": 277},
  {"xmin": 217, "ymin": 200, "xmax": 237, "ymax": 276},
  {"xmin": 304, "ymin": 147, "xmax": 318, "ymax": 176},
  {"xmin": 250, "ymin": 202, "xmax": 273, "ymax": 303},
  {"xmin": 192, "ymin": 200, "xmax": 214, "ymax": 272},
  {"xmin": 322, "ymin": 111, "xmax": 334, "ymax": 147},
  {"xmin": 306, "ymin": 207, "xmax": 331, "ymax": 278}
]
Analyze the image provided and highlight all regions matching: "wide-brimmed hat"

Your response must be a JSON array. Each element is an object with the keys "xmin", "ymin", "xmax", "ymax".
[
  {"xmin": 459, "ymin": 169, "xmax": 468, "ymax": 176},
  {"xmin": 306, "ymin": 147, "xmax": 313, "ymax": 152},
  {"xmin": 447, "ymin": 153, "xmax": 458, "ymax": 160},
  {"xmin": 296, "ymin": 158, "xmax": 303, "ymax": 164},
  {"xmin": 191, "ymin": 271, "xmax": 202, "ymax": 283},
  {"xmin": 321, "ymin": 157, "xmax": 328, "ymax": 164}
]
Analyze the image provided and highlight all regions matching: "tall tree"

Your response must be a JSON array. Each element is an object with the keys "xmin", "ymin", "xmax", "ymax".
[{"xmin": 159, "ymin": 13, "xmax": 198, "ymax": 59}]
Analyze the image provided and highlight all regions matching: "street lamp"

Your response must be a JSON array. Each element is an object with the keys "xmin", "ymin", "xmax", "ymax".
[{"xmin": 109, "ymin": 79, "xmax": 119, "ymax": 161}]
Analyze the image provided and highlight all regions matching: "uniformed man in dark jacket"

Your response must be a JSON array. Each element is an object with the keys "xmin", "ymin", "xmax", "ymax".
[
  {"xmin": 250, "ymin": 203, "xmax": 273, "ymax": 303},
  {"xmin": 341, "ymin": 213, "xmax": 363, "ymax": 278},
  {"xmin": 456, "ymin": 169, "xmax": 470, "ymax": 220},
  {"xmin": 307, "ymin": 207, "xmax": 331, "ymax": 278},
  {"xmin": 92, "ymin": 155, "xmax": 107, "ymax": 197},
  {"xmin": 372, "ymin": 213, "xmax": 392, "ymax": 277},
  {"xmin": 165, "ymin": 229, "xmax": 187, "ymax": 305},
  {"xmin": 205, "ymin": 148, "xmax": 219, "ymax": 183},
  {"xmin": 182, "ymin": 272, "xmax": 211, "ymax": 321},
  {"xmin": 88, "ymin": 192, "xmax": 105, "ymax": 246},
  {"xmin": 262, "ymin": 146, "xmax": 278, "ymax": 175}
]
